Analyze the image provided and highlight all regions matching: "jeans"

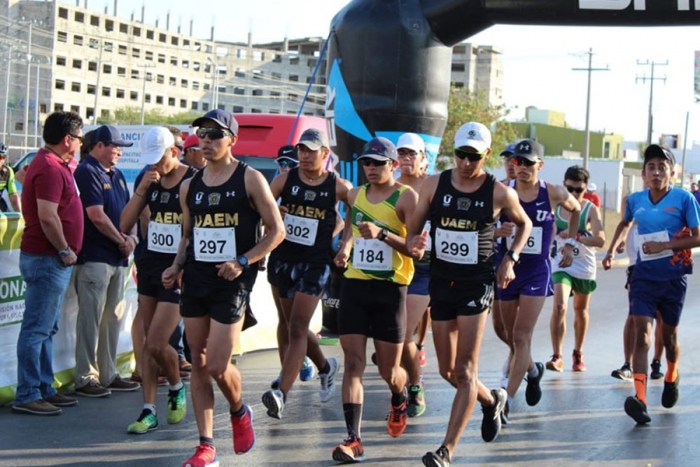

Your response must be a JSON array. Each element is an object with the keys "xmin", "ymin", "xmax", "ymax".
[
  {"xmin": 169, "ymin": 318, "xmax": 186, "ymax": 360},
  {"xmin": 15, "ymin": 252, "xmax": 73, "ymax": 405}
]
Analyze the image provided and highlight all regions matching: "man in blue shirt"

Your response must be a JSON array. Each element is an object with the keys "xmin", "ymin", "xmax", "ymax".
[
  {"xmin": 73, "ymin": 125, "xmax": 141, "ymax": 397},
  {"xmin": 604, "ymin": 144, "xmax": 700, "ymax": 425}
]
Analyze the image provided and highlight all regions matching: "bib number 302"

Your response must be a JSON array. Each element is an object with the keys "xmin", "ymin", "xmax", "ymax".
[
  {"xmin": 194, "ymin": 227, "xmax": 236, "ymax": 262},
  {"xmin": 284, "ymin": 214, "xmax": 319, "ymax": 246}
]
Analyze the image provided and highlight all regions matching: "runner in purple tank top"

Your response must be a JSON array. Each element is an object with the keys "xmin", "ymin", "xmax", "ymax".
[{"xmin": 495, "ymin": 139, "xmax": 581, "ymax": 421}]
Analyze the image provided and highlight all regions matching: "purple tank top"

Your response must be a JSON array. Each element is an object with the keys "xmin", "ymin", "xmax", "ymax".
[{"xmin": 499, "ymin": 180, "xmax": 554, "ymax": 261}]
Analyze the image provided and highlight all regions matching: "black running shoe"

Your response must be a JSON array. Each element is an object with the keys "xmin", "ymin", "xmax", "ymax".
[
  {"xmin": 500, "ymin": 398, "xmax": 510, "ymax": 425},
  {"xmin": 525, "ymin": 362, "xmax": 545, "ymax": 406},
  {"xmin": 661, "ymin": 373, "xmax": 680, "ymax": 409},
  {"xmin": 624, "ymin": 396, "xmax": 651, "ymax": 425},
  {"xmin": 481, "ymin": 388, "xmax": 506, "ymax": 442},
  {"xmin": 422, "ymin": 446, "xmax": 450, "ymax": 467},
  {"xmin": 611, "ymin": 363, "xmax": 633, "ymax": 381},
  {"xmin": 650, "ymin": 360, "xmax": 664, "ymax": 380}
]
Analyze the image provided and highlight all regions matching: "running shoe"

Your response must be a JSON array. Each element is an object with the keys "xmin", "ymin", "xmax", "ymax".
[
  {"xmin": 650, "ymin": 360, "xmax": 664, "ymax": 380},
  {"xmin": 525, "ymin": 362, "xmax": 545, "ymax": 406},
  {"xmin": 572, "ymin": 350, "xmax": 586, "ymax": 372},
  {"xmin": 422, "ymin": 446, "xmax": 451, "ymax": 467},
  {"xmin": 319, "ymin": 357, "xmax": 339, "ymax": 402},
  {"xmin": 500, "ymin": 398, "xmax": 510, "ymax": 425},
  {"xmin": 370, "ymin": 352, "xmax": 378, "ymax": 365},
  {"xmin": 387, "ymin": 389, "xmax": 408, "ymax": 438},
  {"xmin": 182, "ymin": 443, "xmax": 219, "ymax": 467},
  {"xmin": 481, "ymin": 388, "xmax": 506, "ymax": 442},
  {"xmin": 231, "ymin": 404, "xmax": 255, "ymax": 455},
  {"xmin": 546, "ymin": 354, "xmax": 564, "ymax": 372},
  {"xmin": 419, "ymin": 348, "xmax": 427, "ymax": 367},
  {"xmin": 262, "ymin": 388, "xmax": 285, "ymax": 419},
  {"xmin": 624, "ymin": 396, "xmax": 651, "ymax": 425},
  {"xmin": 661, "ymin": 373, "xmax": 680, "ymax": 409},
  {"xmin": 407, "ymin": 384, "xmax": 426, "ymax": 418},
  {"xmin": 167, "ymin": 385, "xmax": 187, "ymax": 424},
  {"xmin": 270, "ymin": 376, "xmax": 281, "ymax": 390},
  {"xmin": 332, "ymin": 435, "xmax": 365, "ymax": 463},
  {"xmin": 127, "ymin": 409, "xmax": 158, "ymax": 434},
  {"xmin": 611, "ymin": 362, "xmax": 633, "ymax": 381},
  {"xmin": 300, "ymin": 356, "xmax": 316, "ymax": 382}
]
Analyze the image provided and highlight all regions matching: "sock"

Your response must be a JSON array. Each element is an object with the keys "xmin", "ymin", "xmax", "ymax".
[
  {"xmin": 230, "ymin": 405, "xmax": 246, "ymax": 418},
  {"xmin": 199, "ymin": 436, "xmax": 214, "ymax": 447},
  {"xmin": 391, "ymin": 389, "xmax": 406, "ymax": 406},
  {"xmin": 633, "ymin": 373, "xmax": 647, "ymax": 405},
  {"xmin": 143, "ymin": 403, "xmax": 156, "ymax": 415},
  {"xmin": 665, "ymin": 359, "xmax": 678, "ymax": 383},
  {"xmin": 343, "ymin": 403, "xmax": 363, "ymax": 439},
  {"xmin": 319, "ymin": 360, "xmax": 331, "ymax": 375},
  {"xmin": 528, "ymin": 364, "xmax": 540, "ymax": 379},
  {"xmin": 170, "ymin": 380, "xmax": 184, "ymax": 392}
]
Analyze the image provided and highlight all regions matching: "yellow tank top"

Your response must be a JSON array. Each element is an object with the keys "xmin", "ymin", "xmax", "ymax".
[{"xmin": 345, "ymin": 184, "xmax": 414, "ymax": 284}]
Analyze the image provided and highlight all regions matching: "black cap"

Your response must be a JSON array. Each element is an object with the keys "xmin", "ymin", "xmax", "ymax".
[
  {"xmin": 358, "ymin": 137, "xmax": 398, "ymax": 162},
  {"xmin": 192, "ymin": 109, "xmax": 239, "ymax": 135},
  {"xmin": 512, "ymin": 139, "xmax": 543, "ymax": 161},
  {"xmin": 644, "ymin": 144, "xmax": 676, "ymax": 166},
  {"xmin": 93, "ymin": 125, "xmax": 134, "ymax": 147},
  {"xmin": 277, "ymin": 145, "xmax": 298, "ymax": 161}
]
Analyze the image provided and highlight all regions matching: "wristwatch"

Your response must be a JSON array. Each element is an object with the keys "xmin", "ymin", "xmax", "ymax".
[
  {"xmin": 506, "ymin": 249, "xmax": 520, "ymax": 263},
  {"xmin": 378, "ymin": 229, "xmax": 389, "ymax": 242},
  {"xmin": 129, "ymin": 234, "xmax": 140, "ymax": 245},
  {"xmin": 58, "ymin": 246, "xmax": 71, "ymax": 258},
  {"xmin": 563, "ymin": 238, "xmax": 577, "ymax": 248},
  {"xmin": 237, "ymin": 255, "xmax": 250, "ymax": 270}
]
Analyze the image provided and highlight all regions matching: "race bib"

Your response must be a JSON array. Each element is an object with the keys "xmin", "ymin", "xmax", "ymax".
[
  {"xmin": 194, "ymin": 227, "xmax": 236, "ymax": 262},
  {"xmin": 507, "ymin": 226, "xmax": 543, "ymax": 255},
  {"xmin": 435, "ymin": 228, "xmax": 478, "ymax": 264},
  {"xmin": 284, "ymin": 214, "xmax": 319, "ymax": 246},
  {"xmin": 638, "ymin": 230, "xmax": 672, "ymax": 262},
  {"xmin": 147, "ymin": 221, "xmax": 181, "ymax": 254},
  {"xmin": 353, "ymin": 238, "xmax": 392, "ymax": 271},
  {"xmin": 424, "ymin": 220, "xmax": 433, "ymax": 252}
]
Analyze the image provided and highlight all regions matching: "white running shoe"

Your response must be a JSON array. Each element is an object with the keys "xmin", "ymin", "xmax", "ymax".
[{"xmin": 319, "ymin": 357, "xmax": 339, "ymax": 402}]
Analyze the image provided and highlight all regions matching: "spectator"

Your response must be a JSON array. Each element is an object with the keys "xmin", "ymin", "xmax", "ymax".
[
  {"xmin": 690, "ymin": 182, "xmax": 700, "ymax": 205},
  {"xmin": 181, "ymin": 133, "xmax": 206, "ymax": 169},
  {"xmin": 73, "ymin": 125, "xmax": 140, "ymax": 398},
  {"xmin": 583, "ymin": 182, "xmax": 601, "ymax": 208},
  {"xmin": 12, "ymin": 111, "xmax": 84, "ymax": 415},
  {"xmin": 0, "ymin": 142, "xmax": 21, "ymax": 212}
]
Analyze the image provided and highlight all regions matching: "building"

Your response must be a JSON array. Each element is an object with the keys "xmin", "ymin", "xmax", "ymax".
[{"xmin": 0, "ymin": 0, "xmax": 504, "ymax": 157}]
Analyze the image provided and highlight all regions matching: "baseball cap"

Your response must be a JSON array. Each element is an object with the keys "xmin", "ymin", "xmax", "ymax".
[
  {"xmin": 93, "ymin": 125, "xmax": 134, "ymax": 147},
  {"xmin": 500, "ymin": 143, "xmax": 516, "ymax": 158},
  {"xmin": 277, "ymin": 144, "xmax": 298, "ymax": 161},
  {"xmin": 182, "ymin": 133, "xmax": 200, "ymax": 151},
  {"xmin": 358, "ymin": 137, "xmax": 398, "ymax": 162},
  {"xmin": 588, "ymin": 182, "xmax": 597, "ymax": 192},
  {"xmin": 396, "ymin": 133, "xmax": 425, "ymax": 153},
  {"xmin": 140, "ymin": 127, "xmax": 175, "ymax": 165},
  {"xmin": 644, "ymin": 144, "xmax": 676, "ymax": 166},
  {"xmin": 454, "ymin": 122, "xmax": 491, "ymax": 153},
  {"xmin": 297, "ymin": 128, "xmax": 329, "ymax": 151},
  {"xmin": 192, "ymin": 109, "xmax": 239, "ymax": 135},
  {"xmin": 512, "ymin": 139, "xmax": 544, "ymax": 161}
]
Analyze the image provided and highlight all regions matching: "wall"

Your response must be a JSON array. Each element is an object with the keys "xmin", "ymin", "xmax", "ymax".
[{"xmin": 511, "ymin": 122, "xmax": 623, "ymax": 160}]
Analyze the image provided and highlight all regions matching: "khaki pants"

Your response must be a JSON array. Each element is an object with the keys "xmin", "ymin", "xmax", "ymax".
[{"xmin": 73, "ymin": 262, "xmax": 126, "ymax": 388}]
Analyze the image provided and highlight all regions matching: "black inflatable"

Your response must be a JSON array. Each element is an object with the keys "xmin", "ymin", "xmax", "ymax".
[{"xmin": 327, "ymin": 0, "xmax": 700, "ymax": 185}]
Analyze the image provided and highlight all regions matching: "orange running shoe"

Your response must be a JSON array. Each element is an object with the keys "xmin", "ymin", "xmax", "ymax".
[
  {"xmin": 332, "ymin": 435, "xmax": 365, "ymax": 463},
  {"xmin": 546, "ymin": 354, "xmax": 564, "ymax": 372},
  {"xmin": 387, "ymin": 390, "xmax": 408, "ymax": 438},
  {"xmin": 182, "ymin": 443, "xmax": 219, "ymax": 467},
  {"xmin": 572, "ymin": 350, "xmax": 587, "ymax": 372}
]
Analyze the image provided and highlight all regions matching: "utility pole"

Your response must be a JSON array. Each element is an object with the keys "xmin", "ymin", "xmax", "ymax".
[
  {"xmin": 139, "ymin": 63, "xmax": 156, "ymax": 125},
  {"xmin": 636, "ymin": 60, "xmax": 668, "ymax": 148},
  {"xmin": 572, "ymin": 48, "xmax": 609, "ymax": 169},
  {"xmin": 23, "ymin": 23, "xmax": 32, "ymax": 151},
  {"xmin": 2, "ymin": 45, "xmax": 13, "ymax": 142},
  {"xmin": 92, "ymin": 38, "xmax": 104, "ymax": 124},
  {"xmin": 207, "ymin": 57, "xmax": 219, "ymax": 110}
]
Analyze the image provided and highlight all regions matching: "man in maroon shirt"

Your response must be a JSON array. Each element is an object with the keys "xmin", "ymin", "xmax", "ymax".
[{"xmin": 12, "ymin": 111, "xmax": 85, "ymax": 416}]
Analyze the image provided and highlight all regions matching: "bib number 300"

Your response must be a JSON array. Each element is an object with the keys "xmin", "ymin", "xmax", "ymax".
[
  {"xmin": 353, "ymin": 238, "xmax": 392, "ymax": 271},
  {"xmin": 148, "ymin": 221, "xmax": 180, "ymax": 254},
  {"xmin": 194, "ymin": 227, "xmax": 236, "ymax": 262}
]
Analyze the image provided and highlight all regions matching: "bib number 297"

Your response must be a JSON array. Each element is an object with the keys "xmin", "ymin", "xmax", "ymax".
[{"xmin": 194, "ymin": 227, "xmax": 236, "ymax": 262}]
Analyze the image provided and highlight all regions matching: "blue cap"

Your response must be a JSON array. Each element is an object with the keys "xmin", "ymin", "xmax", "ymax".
[
  {"xmin": 358, "ymin": 137, "xmax": 397, "ymax": 162},
  {"xmin": 93, "ymin": 125, "xmax": 134, "ymax": 147},
  {"xmin": 500, "ymin": 143, "xmax": 516, "ymax": 157},
  {"xmin": 192, "ymin": 109, "xmax": 239, "ymax": 135}
]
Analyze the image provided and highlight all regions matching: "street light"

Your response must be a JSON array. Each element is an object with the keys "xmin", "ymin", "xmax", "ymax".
[{"xmin": 207, "ymin": 56, "xmax": 219, "ymax": 110}]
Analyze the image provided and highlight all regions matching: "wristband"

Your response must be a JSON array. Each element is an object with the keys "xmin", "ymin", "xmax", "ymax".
[{"xmin": 58, "ymin": 246, "xmax": 71, "ymax": 258}]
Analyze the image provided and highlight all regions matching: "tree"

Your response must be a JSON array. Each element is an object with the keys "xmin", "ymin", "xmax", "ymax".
[
  {"xmin": 96, "ymin": 107, "xmax": 200, "ymax": 125},
  {"xmin": 437, "ymin": 87, "xmax": 519, "ymax": 171}
]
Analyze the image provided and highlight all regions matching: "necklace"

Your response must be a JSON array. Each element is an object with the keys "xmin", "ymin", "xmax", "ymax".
[{"xmin": 303, "ymin": 171, "xmax": 323, "ymax": 183}]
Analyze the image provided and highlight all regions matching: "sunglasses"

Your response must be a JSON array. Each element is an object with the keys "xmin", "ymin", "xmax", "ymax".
[
  {"xmin": 397, "ymin": 150, "xmax": 419, "ymax": 159},
  {"xmin": 70, "ymin": 133, "xmax": 84, "ymax": 143},
  {"xmin": 175, "ymin": 144, "xmax": 184, "ymax": 151},
  {"xmin": 454, "ymin": 148, "xmax": 486, "ymax": 162},
  {"xmin": 196, "ymin": 127, "xmax": 233, "ymax": 140},
  {"xmin": 361, "ymin": 158, "xmax": 389, "ymax": 167},
  {"xmin": 566, "ymin": 185, "xmax": 585, "ymax": 194},
  {"xmin": 278, "ymin": 160, "xmax": 298, "ymax": 169},
  {"xmin": 511, "ymin": 156, "xmax": 537, "ymax": 167},
  {"xmin": 186, "ymin": 146, "xmax": 201, "ymax": 152}
]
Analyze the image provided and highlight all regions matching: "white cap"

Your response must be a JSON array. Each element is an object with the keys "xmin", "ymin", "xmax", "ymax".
[
  {"xmin": 454, "ymin": 122, "xmax": 491, "ymax": 153},
  {"xmin": 140, "ymin": 127, "xmax": 175, "ymax": 165},
  {"xmin": 588, "ymin": 182, "xmax": 597, "ymax": 192},
  {"xmin": 396, "ymin": 133, "xmax": 425, "ymax": 153}
]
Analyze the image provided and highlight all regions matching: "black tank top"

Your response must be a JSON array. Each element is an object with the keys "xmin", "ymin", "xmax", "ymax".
[
  {"xmin": 275, "ymin": 168, "xmax": 338, "ymax": 264},
  {"xmin": 429, "ymin": 170, "xmax": 496, "ymax": 282},
  {"xmin": 184, "ymin": 162, "xmax": 260, "ymax": 290},
  {"xmin": 138, "ymin": 166, "xmax": 197, "ymax": 277}
]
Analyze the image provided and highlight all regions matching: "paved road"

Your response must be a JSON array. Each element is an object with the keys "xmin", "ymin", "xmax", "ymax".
[{"xmin": 1, "ymin": 262, "xmax": 698, "ymax": 467}]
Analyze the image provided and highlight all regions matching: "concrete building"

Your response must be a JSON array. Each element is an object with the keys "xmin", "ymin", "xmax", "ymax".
[{"xmin": 0, "ymin": 0, "xmax": 504, "ymax": 156}]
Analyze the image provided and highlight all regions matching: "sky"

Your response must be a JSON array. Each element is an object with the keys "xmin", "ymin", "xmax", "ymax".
[{"xmin": 69, "ymin": 0, "xmax": 700, "ymax": 146}]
